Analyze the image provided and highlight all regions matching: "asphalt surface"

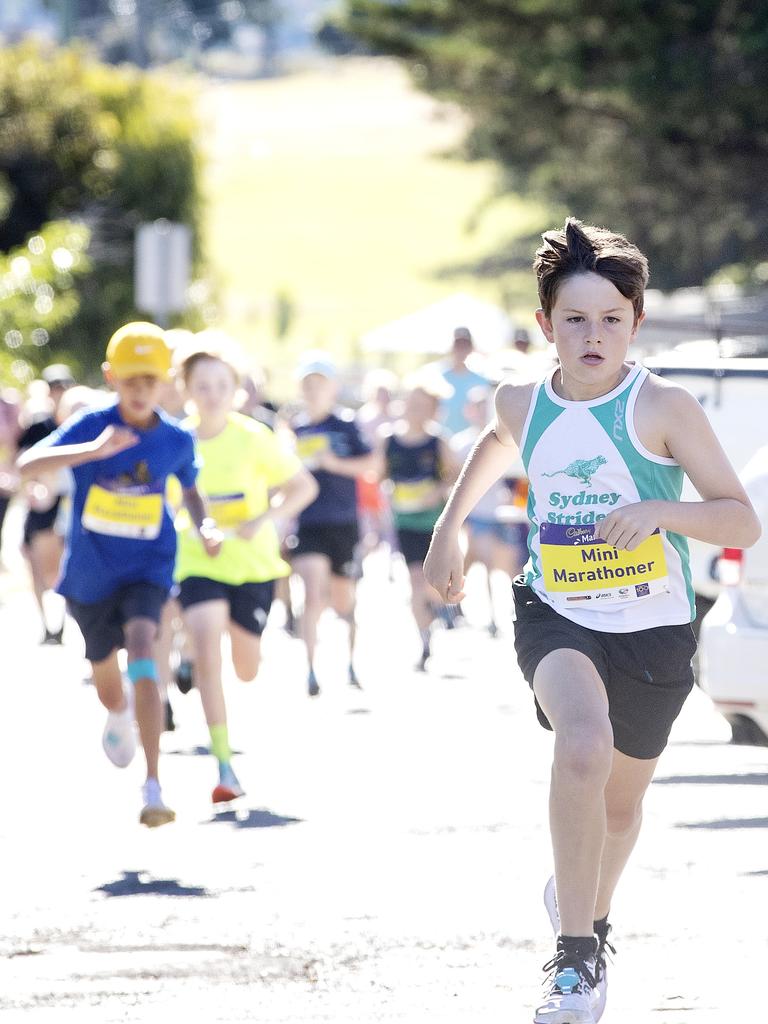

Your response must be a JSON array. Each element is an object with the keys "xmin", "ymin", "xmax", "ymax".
[{"xmin": 0, "ymin": 540, "xmax": 766, "ymax": 1023}]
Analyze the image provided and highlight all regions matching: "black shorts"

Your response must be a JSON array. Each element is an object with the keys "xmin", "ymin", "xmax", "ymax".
[
  {"xmin": 397, "ymin": 527, "xmax": 432, "ymax": 567},
  {"xmin": 23, "ymin": 496, "xmax": 62, "ymax": 546},
  {"xmin": 177, "ymin": 576, "xmax": 275, "ymax": 636},
  {"xmin": 292, "ymin": 522, "xmax": 359, "ymax": 578},
  {"xmin": 512, "ymin": 578, "xmax": 696, "ymax": 760},
  {"xmin": 66, "ymin": 581, "xmax": 168, "ymax": 663}
]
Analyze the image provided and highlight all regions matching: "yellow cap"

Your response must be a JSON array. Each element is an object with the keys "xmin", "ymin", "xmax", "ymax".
[{"xmin": 105, "ymin": 322, "xmax": 172, "ymax": 380}]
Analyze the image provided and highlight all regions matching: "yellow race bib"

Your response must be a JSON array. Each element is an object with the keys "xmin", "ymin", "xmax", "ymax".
[
  {"xmin": 391, "ymin": 479, "xmax": 436, "ymax": 513},
  {"xmin": 208, "ymin": 492, "xmax": 251, "ymax": 531},
  {"xmin": 82, "ymin": 484, "xmax": 163, "ymax": 540},
  {"xmin": 296, "ymin": 433, "xmax": 330, "ymax": 464},
  {"xmin": 539, "ymin": 522, "xmax": 669, "ymax": 606}
]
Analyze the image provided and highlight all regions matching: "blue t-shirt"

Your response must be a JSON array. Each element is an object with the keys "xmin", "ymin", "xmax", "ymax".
[
  {"xmin": 39, "ymin": 400, "xmax": 199, "ymax": 603},
  {"xmin": 293, "ymin": 410, "xmax": 370, "ymax": 526},
  {"xmin": 441, "ymin": 366, "xmax": 489, "ymax": 435}
]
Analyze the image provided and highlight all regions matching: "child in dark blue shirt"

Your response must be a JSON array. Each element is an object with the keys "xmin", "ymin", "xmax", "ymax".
[{"xmin": 18, "ymin": 322, "xmax": 221, "ymax": 827}]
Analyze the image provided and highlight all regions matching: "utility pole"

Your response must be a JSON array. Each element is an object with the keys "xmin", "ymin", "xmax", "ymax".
[{"xmin": 60, "ymin": 0, "xmax": 78, "ymax": 43}]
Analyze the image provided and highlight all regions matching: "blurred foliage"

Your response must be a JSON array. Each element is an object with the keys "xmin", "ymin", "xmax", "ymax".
[
  {"xmin": 342, "ymin": 1, "xmax": 768, "ymax": 290},
  {"xmin": 0, "ymin": 221, "xmax": 90, "ymax": 386},
  {"xmin": 0, "ymin": 41, "xmax": 204, "ymax": 378}
]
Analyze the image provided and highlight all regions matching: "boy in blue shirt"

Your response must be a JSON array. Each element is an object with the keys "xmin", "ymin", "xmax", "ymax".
[{"xmin": 18, "ymin": 322, "xmax": 221, "ymax": 827}]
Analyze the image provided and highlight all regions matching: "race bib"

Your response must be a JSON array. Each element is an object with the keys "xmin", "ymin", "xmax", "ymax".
[
  {"xmin": 296, "ymin": 433, "xmax": 329, "ymax": 464},
  {"xmin": 208, "ymin": 491, "xmax": 250, "ymax": 530},
  {"xmin": 82, "ymin": 484, "xmax": 163, "ymax": 540},
  {"xmin": 539, "ymin": 522, "xmax": 669, "ymax": 606},
  {"xmin": 391, "ymin": 479, "xmax": 436, "ymax": 513}
]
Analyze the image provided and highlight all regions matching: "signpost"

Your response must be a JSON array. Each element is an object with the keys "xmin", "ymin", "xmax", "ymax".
[{"xmin": 134, "ymin": 220, "xmax": 191, "ymax": 327}]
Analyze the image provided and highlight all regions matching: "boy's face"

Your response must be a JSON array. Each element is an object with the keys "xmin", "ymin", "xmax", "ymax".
[
  {"xmin": 535, "ymin": 271, "xmax": 645, "ymax": 386},
  {"xmin": 404, "ymin": 386, "xmax": 438, "ymax": 424},
  {"xmin": 185, "ymin": 357, "xmax": 238, "ymax": 419},
  {"xmin": 301, "ymin": 372, "xmax": 337, "ymax": 415},
  {"xmin": 108, "ymin": 372, "xmax": 164, "ymax": 426}
]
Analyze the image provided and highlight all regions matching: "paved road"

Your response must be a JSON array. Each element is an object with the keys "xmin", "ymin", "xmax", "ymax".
[{"xmin": 0, "ymin": 553, "xmax": 766, "ymax": 1023}]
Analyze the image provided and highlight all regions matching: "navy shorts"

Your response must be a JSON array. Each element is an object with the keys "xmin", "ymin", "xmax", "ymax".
[
  {"xmin": 512, "ymin": 578, "xmax": 696, "ymax": 760},
  {"xmin": 291, "ymin": 522, "xmax": 360, "ymax": 578},
  {"xmin": 23, "ymin": 496, "xmax": 62, "ymax": 546},
  {"xmin": 397, "ymin": 527, "xmax": 432, "ymax": 567},
  {"xmin": 66, "ymin": 581, "xmax": 168, "ymax": 663},
  {"xmin": 177, "ymin": 576, "xmax": 275, "ymax": 636}
]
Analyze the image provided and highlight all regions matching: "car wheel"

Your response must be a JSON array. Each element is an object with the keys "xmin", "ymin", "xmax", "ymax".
[{"xmin": 725, "ymin": 714, "xmax": 768, "ymax": 747}]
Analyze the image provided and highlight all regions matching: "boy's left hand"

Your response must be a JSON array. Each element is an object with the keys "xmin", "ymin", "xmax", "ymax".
[{"xmin": 595, "ymin": 500, "xmax": 661, "ymax": 551}]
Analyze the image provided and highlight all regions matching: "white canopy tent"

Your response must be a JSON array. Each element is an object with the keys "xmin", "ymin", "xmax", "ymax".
[{"xmin": 360, "ymin": 292, "xmax": 514, "ymax": 354}]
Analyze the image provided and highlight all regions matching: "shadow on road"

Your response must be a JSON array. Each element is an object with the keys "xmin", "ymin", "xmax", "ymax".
[
  {"xmin": 205, "ymin": 808, "xmax": 303, "ymax": 830},
  {"xmin": 654, "ymin": 772, "xmax": 768, "ymax": 786},
  {"xmin": 675, "ymin": 817, "xmax": 768, "ymax": 830},
  {"xmin": 95, "ymin": 870, "xmax": 211, "ymax": 898}
]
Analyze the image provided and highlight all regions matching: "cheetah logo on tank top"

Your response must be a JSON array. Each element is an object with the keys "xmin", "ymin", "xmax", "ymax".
[{"xmin": 543, "ymin": 455, "xmax": 607, "ymax": 487}]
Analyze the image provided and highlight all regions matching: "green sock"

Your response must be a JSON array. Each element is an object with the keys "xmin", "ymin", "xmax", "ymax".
[{"xmin": 209, "ymin": 723, "xmax": 231, "ymax": 766}]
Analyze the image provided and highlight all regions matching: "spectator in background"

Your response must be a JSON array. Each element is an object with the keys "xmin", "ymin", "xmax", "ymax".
[
  {"xmin": 440, "ymin": 326, "xmax": 488, "ymax": 435},
  {"xmin": 513, "ymin": 327, "xmax": 532, "ymax": 355}
]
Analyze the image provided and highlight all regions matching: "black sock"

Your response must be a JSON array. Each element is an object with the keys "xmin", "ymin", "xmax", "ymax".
[
  {"xmin": 593, "ymin": 915, "xmax": 610, "ymax": 940},
  {"xmin": 558, "ymin": 934, "xmax": 597, "ymax": 958}
]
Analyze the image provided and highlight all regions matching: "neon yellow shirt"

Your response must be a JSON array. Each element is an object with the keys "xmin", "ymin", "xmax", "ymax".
[{"xmin": 175, "ymin": 412, "xmax": 301, "ymax": 585}]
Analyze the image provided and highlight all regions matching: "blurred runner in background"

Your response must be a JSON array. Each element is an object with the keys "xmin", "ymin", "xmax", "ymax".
[
  {"xmin": 17, "ymin": 364, "xmax": 75, "ymax": 644},
  {"xmin": 377, "ymin": 371, "xmax": 457, "ymax": 670},
  {"xmin": 451, "ymin": 386, "xmax": 528, "ymax": 637},
  {"xmin": 290, "ymin": 353, "xmax": 376, "ymax": 697},
  {"xmin": 356, "ymin": 369, "xmax": 397, "ymax": 559},
  {"xmin": 0, "ymin": 386, "xmax": 21, "ymax": 567},
  {"xmin": 175, "ymin": 334, "xmax": 316, "ymax": 803}
]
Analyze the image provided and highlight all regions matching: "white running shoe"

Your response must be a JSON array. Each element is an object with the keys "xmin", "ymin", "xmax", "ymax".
[
  {"xmin": 534, "ymin": 948, "xmax": 598, "ymax": 1024},
  {"xmin": 102, "ymin": 687, "xmax": 136, "ymax": 768},
  {"xmin": 543, "ymin": 876, "xmax": 610, "ymax": 1022},
  {"xmin": 139, "ymin": 778, "xmax": 176, "ymax": 828}
]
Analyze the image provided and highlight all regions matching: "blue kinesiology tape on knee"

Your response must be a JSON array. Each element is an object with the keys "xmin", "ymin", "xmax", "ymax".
[{"xmin": 127, "ymin": 658, "xmax": 158, "ymax": 684}]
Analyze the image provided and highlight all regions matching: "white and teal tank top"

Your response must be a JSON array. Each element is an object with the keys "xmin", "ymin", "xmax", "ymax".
[{"xmin": 519, "ymin": 363, "xmax": 695, "ymax": 633}]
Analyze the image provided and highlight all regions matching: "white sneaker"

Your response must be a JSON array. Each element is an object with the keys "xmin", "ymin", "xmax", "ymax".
[
  {"xmin": 139, "ymin": 778, "xmax": 175, "ymax": 828},
  {"xmin": 102, "ymin": 687, "xmax": 136, "ymax": 768},
  {"xmin": 535, "ymin": 948, "xmax": 598, "ymax": 1024},
  {"xmin": 543, "ymin": 876, "xmax": 610, "ymax": 1022}
]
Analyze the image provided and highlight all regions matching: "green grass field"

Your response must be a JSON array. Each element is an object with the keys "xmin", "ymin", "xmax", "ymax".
[{"xmin": 199, "ymin": 58, "xmax": 550, "ymax": 383}]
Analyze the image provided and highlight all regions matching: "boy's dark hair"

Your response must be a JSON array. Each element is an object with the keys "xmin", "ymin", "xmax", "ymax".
[{"xmin": 534, "ymin": 218, "xmax": 649, "ymax": 321}]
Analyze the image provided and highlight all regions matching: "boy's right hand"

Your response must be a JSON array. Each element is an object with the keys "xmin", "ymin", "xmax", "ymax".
[
  {"xmin": 423, "ymin": 530, "xmax": 465, "ymax": 603},
  {"xmin": 90, "ymin": 425, "xmax": 140, "ymax": 459}
]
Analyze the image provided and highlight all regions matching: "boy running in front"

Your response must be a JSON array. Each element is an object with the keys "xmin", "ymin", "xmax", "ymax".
[
  {"xmin": 424, "ymin": 219, "xmax": 760, "ymax": 1023},
  {"xmin": 17, "ymin": 322, "xmax": 221, "ymax": 828},
  {"xmin": 175, "ymin": 335, "xmax": 317, "ymax": 803}
]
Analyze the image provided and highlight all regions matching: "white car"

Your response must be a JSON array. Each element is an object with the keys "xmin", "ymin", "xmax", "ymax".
[{"xmin": 699, "ymin": 445, "xmax": 768, "ymax": 745}]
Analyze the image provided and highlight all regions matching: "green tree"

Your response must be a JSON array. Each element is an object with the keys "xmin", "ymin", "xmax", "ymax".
[
  {"xmin": 0, "ymin": 42, "xmax": 204, "ymax": 374},
  {"xmin": 341, "ymin": 1, "xmax": 768, "ymax": 290}
]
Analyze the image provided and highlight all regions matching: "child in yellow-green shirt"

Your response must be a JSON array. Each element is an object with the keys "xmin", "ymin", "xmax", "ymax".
[{"xmin": 175, "ymin": 333, "xmax": 317, "ymax": 803}]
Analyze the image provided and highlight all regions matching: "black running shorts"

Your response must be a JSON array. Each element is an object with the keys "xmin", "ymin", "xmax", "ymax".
[
  {"xmin": 512, "ymin": 577, "xmax": 696, "ymax": 760},
  {"xmin": 397, "ymin": 527, "xmax": 432, "ymax": 567},
  {"xmin": 66, "ymin": 581, "xmax": 168, "ymax": 663},
  {"xmin": 177, "ymin": 576, "xmax": 275, "ymax": 636},
  {"xmin": 291, "ymin": 522, "xmax": 360, "ymax": 578},
  {"xmin": 23, "ymin": 496, "xmax": 62, "ymax": 546}
]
